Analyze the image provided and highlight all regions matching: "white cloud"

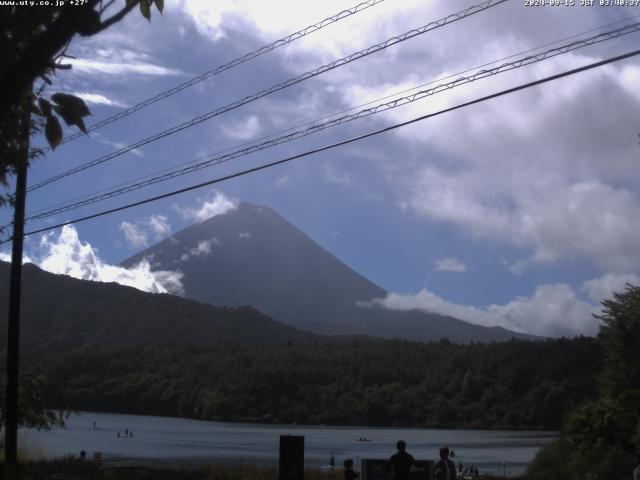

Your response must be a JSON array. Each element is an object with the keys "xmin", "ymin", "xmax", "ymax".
[
  {"xmin": 371, "ymin": 284, "xmax": 600, "ymax": 337},
  {"xmin": 27, "ymin": 226, "xmax": 184, "ymax": 295},
  {"xmin": 190, "ymin": 239, "xmax": 215, "ymax": 256},
  {"xmin": 435, "ymin": 257, "xmax": 466, "ymax": 272},
  {"xmin": 95, "ymin": 133, "xmax": 145, "ymax": 157},
  {"xmin": 177, "ymin": 0, "xmax": 435, "ymax": 62},
  {"xmin": 67, "ymin": 48, "xmax": 183, "ymax": 77},
  {"xmin": 504, "ymin": 259, "xmax": 530, "ymax": 276},
  {"xmin": 316, "ymin": 17, "xmax": 640, "ymax": 274},
  {"xmin": 220, "ymin": 115, "xmax": 262, "ymax": 140},
  {"xmin": 147, "ymin": 214, "xmax": 172, "ymax": 238},
  {"xmin": 407, "ymin": 168, "xmax": 640, "ymax": 272},
  {"xmin": 0, "ymin": 252, "xmax": 35, "ymax": 264},
  {"xmin": 119, "ymin": 215, "xmax": 172, "ymax": 250},
  {"xmin": 322, "ymin": 162, "xmax": 353, "ymax": 185},
  {"xmin": 274, "ymin": 175, "xmax": 291, "ymax": 189},
  {"xmin": 71, "ymin": 92, "xmax": 128, "ymax": 108},
  {"xmin": 181, "ymin": 238, "xmax": 220, "ymax": 261},
  {"xmin": 174, "ymin": 191, "xmax": 238, "ymax": 222},
  {"xmin": 582, "ymin": 272, "xmax": 640, "ymax": 304},
  {"xmin": 238, "ymin": 232, "xmax": 251, "ymax": 239},
  {"xmin": 119, "ymin": 221, "xmax": 148, "ymax": 248},
  {"xmin": 500, "ymin": 257, "xmax": 530, "ymax": 275}
]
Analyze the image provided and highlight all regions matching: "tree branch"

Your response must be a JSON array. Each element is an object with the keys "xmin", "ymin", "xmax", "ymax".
[
  {"xmin": 90, "ymin": 0, "xmax": 140, "ymax": 35},
  {"xmin": 0, "ymin": 0, "xmax": 137, "ymax": 119},
  {"xmin": 99, "ymin": 0, "xmax": 118, "ymax": 14}
]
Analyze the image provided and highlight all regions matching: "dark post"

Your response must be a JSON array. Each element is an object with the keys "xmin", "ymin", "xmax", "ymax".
[
  {"xmin": 3, "ymin": 99, "xmax": 30, "ymax": 478},
  {"xmin": 279, "ymin": 435, "xmax": 304, "ymax": 480}
]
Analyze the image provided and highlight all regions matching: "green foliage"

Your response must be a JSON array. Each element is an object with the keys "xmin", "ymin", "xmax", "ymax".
[
  {"xmin": 140, "ymin": 0, "xmax": 151, "ymax": 21},
  {"xmin": 0, "ymin": 0, "xmax": 160, "ymax": 203},
  {"xmin": 0, "ymin": 262, "xmax": 316, "ymax": 352},
  {"xmin": 34, "ymin": 93, "xmax": 92, "ymax": 149},
  {"xmin": 154, "ymin": 0, "xmax": 165, "ymax": 14},
  {"xmin": 139, "ymin": 0, "xmax": 164, "ymax": 21},
  {"xmin": 568, "ymin": 284, "xmax": 640, "ymax": 454},
  {"xmin": 27, "ymin": 337, "xmax": 601, "ymax": 430},
  {"xmin": 526, "ymin": 284, "xmax": 640, "ymax": 479},
  {"xmin": 0, "ymin": 369, "xmax": 68, "ymax": 431},
  {"xmin": 563, "ymin": 398, "xmax": 637, "ymax": 451},
  {"xmin": 525, "ymin": 438, "xmax": 635, "ymax": 480},
  {"xmin": 44, "ymin": 111, "xmax": 63, "ymax": 149},
  {"xmin": 595, "ymin": 284, "xmax": 640, "ymax": 408}
]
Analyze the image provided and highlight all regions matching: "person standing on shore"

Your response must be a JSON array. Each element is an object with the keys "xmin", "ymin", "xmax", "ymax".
[
  {"xmin": 344, "ymin": 458, "xmax": 359, "ymax": 480},
  {"xmin": 433, "ymin": 446, "xmax": 457, "ymax": 480},
  {"xmin": 385, "ymin": 440, "xmax": 418, "ymax": 480}
]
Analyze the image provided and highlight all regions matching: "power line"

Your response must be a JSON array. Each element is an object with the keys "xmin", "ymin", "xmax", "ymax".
[
  {"xmin": 26, "ymin": 12, "xmax": 640, "ymax": 219},
  {"xmin": 44, "ymin": 0, "xmax": 387, "ymax": 151},
  {"xmin": 23, "ymin": 21, "xmax": 640, "ymax": 222},
  {"xmin": 4, "ymin": 47, "xmax": 639, "ymax": 245},
  {"xmin": 27, "ymin": 0, "xmax": 508, "ymax": 192}
]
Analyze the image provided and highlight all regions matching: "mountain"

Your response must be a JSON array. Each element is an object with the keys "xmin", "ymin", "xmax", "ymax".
[
  {"xmin": 0, "ymin": 261, "xmax": 317, "ymax": 353},
  {"xmin": 122, "ymin": 202, "xmax": 536, "ymax": 342}
]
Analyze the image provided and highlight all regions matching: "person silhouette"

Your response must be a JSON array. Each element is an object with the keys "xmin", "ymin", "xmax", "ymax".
[
  {"xmin": 385, "ymin": 440, "xmax": 418, "ymax": 480},
  {"xmin": 344, "ymin": 458, "xmax": 359, "ymax": 480},
  {"xmin": 433, "ymin": 446, "xmax": 457, "ymax": 480}
]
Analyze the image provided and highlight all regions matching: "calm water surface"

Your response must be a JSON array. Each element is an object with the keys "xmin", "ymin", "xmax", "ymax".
[{"xmin": 24, "ymin": 412, "xmax": 556, "ymax": 477}]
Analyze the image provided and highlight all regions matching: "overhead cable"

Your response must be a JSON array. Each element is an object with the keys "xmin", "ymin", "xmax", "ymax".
[
  {"xmin": 44, "ymin": 0, "xmax": 387, "ymax": 151},
  {"xmin": 24, "ymin": 21, "xmax": 640, "ymax": 222},
  {"xmin": 26, "ymin": 12, "xmax": 640, "ymax": 219},
  {"xmin": 27, "ymin": 0, "xmax": 508, "ymax": 192},
  {"xmin": 3, "ymin": 47, "xmax": 639, "ymax": 245}
]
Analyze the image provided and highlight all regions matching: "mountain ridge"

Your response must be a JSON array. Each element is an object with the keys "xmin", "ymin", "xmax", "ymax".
[
  {"xmin": 0, "ymin": 261, "xmax": 318, "ymax": 353},
  {"xmin": 121, "ymin": 201, "xmax": 537, "ymax": 343}
]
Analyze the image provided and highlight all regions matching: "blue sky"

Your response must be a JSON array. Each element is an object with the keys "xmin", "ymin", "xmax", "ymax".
[{"xmin": 2, "ymin": 0, "xmax": 640, "ymax": 337}]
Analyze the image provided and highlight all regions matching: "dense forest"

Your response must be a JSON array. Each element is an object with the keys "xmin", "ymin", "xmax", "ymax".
[
  {"xmin": 524, "ymin": 285, "xmax": 640, "ymax": 480},
  {"xmin": 27, "ymin": 336, "xmax": 600, "ymax": 430}
]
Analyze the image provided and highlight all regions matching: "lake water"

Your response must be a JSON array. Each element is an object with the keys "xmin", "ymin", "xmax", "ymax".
[{"xmin": 23, "ymin": 412, "xmax": 556, "ymax": 477}]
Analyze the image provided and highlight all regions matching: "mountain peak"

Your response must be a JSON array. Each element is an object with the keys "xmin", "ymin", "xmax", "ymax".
[{"xmin": 122, "ymin": 203, "xmax": 536, "ymax": 343}]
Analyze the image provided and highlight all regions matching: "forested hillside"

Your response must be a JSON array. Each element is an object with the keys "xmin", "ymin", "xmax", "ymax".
[
  {"xmin": 0, "ymin": 263, "xmax": 317, "ymax": 351},
  {"xmin": 30, "ymin": 336, "xmax": 600, "ymax": 430}
]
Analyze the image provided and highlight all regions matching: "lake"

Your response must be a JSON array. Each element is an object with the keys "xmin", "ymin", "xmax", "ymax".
[{"xmin": 23, "ymin": 412, "xmax": 556, "ymax": 477}]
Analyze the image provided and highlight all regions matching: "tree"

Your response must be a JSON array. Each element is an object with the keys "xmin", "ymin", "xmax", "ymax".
[
  {"xmin": 528, "ymin": 285, "xmax": 640, "ymax": 480},
  {"xmin": 594, "ymin": 283, "xmax": 640, "ymax": 452},
  {"xmin": 0, "ymin": 369, "xmax": 68, "ymax": 432},
  {"xmin": 564, "ymin": 285, "xmax": 640, "ymax": 451},
  {"xmin": 0, "ymin": 0, "xmax": 164, "ymax": 444},
  {"xmin": 0, "ymin": 0, "xmax": 164, "ymax": 207},
  {"xmin": 596, "ymin": 284, "xmax": 640, "ymax": 406}
]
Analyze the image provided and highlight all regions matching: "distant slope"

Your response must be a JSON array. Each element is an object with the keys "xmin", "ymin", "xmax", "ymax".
[
  {"xmin": 0, "ymin": 262, "xmax": 316, "ymax": 353},
  {"xmin": 122, "ymin": 202, "xmax": 536, "ymax": 342}
]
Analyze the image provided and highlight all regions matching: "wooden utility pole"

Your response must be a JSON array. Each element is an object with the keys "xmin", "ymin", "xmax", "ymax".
[{"xmin": 3, "ymin": 98, "xmax": 30, "ymax": 479}]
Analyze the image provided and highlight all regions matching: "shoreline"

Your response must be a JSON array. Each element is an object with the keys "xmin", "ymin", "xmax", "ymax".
[
  {"xmin": 62, "ymin": 410, "xmax": 561, "ymax": 434},
  {"xmin": 24, "ymin": 411, "xmax": 550, "ymax": 478},
  {"xmin": 22, "ymin": 457, "xmax": 523, "ymax": 480}
]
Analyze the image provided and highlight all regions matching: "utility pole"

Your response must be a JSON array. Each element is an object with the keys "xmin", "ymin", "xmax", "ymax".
[{"xmin": 3, "ymin": 97, "xmax": 30, "ymax": 480}]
